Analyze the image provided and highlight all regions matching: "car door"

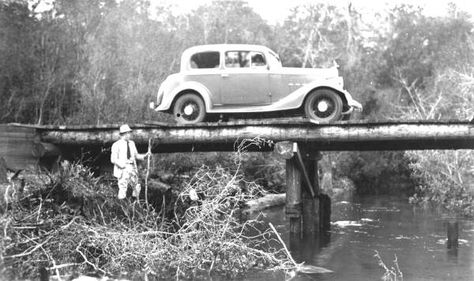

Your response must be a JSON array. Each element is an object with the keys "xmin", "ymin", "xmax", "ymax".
[
  {"xmin": 219, "ymin": 51, "xmax": 270, "ymax": 106},
  {"xmin": 184, "ymin": 51, "xmax": 221, "ymax": 105}
]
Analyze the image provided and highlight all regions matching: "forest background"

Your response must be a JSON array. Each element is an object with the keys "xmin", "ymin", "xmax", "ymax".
[{"xmin": 1, "ymin": 0, "xmax": 473, "ymax": 215}]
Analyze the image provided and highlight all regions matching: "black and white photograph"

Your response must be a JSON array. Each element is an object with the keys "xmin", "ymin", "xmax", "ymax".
[{"xmin": 1, "ymin": 0, "xmax": 473, "ymax": 280}]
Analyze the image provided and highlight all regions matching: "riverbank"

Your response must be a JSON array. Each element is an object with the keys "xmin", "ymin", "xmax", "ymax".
[{"xmin": 0, "ymin": 163, "xmax": 295, "ymax": 280}]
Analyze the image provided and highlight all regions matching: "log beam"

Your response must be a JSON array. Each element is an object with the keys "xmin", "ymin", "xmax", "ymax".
[{"xmin": 35, "ymin": 121, "xmax": 474, "ymax": 152}]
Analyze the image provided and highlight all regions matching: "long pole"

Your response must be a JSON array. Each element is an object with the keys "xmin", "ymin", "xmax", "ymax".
[{"xmin": 144, "ymin": 138, "xmax": 152, "ymax": 208}]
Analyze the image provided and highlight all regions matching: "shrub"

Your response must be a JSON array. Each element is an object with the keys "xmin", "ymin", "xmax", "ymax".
[
  {"xmin": 1, "ymin": 140, "xmax": 294, "ymax": 280},
  {"xmin": 407, "ymin": 150, "xmax": 474, "ymax": 216}
]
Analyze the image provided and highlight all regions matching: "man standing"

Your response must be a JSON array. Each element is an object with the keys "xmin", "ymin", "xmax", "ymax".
[{"xmin": 110, "ymin": 124, "xmax": 150, "ymax": 200}]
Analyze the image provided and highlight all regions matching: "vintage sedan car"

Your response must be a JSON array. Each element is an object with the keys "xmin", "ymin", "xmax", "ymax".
[{"xmin": 150, "ymin": 44, "xmax": 362, "ymax": 124}]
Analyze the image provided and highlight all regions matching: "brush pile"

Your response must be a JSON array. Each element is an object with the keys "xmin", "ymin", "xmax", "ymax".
[{"xmin": 1, "ymin": 145, "xmax": 293, "ymax": 280}]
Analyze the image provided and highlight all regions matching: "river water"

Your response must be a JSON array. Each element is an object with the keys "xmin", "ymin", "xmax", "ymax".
[{"xmin": 239, "ymin": 195, "xmax": 474, "ymax": 281}]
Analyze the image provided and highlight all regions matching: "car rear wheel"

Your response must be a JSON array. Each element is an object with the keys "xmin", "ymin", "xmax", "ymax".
[
  {"xmin": 304, "ymin": 89, "xmax": 343, "ymax": 123},
  {"xmin": 173, "ymin": 93, "xmax": 206, "ymax": 124}
]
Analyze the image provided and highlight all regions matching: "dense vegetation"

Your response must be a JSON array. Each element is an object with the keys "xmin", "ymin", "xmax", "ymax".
[
  {"xmin": 0, "ymin": 0, "xmax": 472, "ymax": 208},
  {"xmin": 1, "ymin": 141, "xmax": 297, "ymax": 280},
  {"xmin": 1, "ymin": 0, "xmax": 474, "ymax": 278}
]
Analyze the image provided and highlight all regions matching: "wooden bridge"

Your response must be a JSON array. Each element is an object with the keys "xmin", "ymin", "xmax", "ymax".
[
  {"xmin": 1, "ymin": 119, "xmax": 474, "ymax": 235},
  {"xmin": 4, "ymin": 119, "xmax": 474, "ymax": 157}
]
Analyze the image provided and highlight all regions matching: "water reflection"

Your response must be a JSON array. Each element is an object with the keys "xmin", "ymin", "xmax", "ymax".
[
  {"xmin": 253, "ymin": 195, "xmax": 474, "ymax": 281},
  {"xmin": 289, "ymin": 230, "xmax": 331, "ymax": 265}
]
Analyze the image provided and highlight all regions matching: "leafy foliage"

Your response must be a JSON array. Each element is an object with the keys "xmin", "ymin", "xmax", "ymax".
[
  {"xmin": 403, "ymin": 67, "xmax": 474, "ymax": 216},
  {"xmin": 335, "ymin": 151, "xmax": 415, "ymax": 195},
  {"xmin": 1, "ymin": 0, "xmax": 474, "ymax": 231},
  {"xmin": 407, "ymin": 150, "xmax": 474, "ymax": 216}
]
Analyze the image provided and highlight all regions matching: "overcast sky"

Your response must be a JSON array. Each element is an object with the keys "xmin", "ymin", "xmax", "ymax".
[
  {"xmin": 32, "ymin": 0, "xmax": 474, "ymax": 23},
  {"xmin": 152, "ymin": 0, "xmax": 474, "ymax": 24}
]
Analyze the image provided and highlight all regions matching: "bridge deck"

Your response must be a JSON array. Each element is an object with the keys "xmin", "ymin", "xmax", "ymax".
[
  {"xmin": 2, "ymin": 119, "xmax": 474, "ymax": 170},
  {"xmin": 9, "ymin": 118, "xmax": 474, "ymax": 152}
]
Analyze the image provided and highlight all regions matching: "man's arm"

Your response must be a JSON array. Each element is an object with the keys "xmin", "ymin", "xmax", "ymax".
[{"xmin": 131, "ymin": 141, "xmax": 151, "ymax": 161}]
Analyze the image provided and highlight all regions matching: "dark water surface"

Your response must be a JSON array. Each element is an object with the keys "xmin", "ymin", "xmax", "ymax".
[{"xmin": 238, "ymin": 195, "xmax": 474, "ymax": 281}]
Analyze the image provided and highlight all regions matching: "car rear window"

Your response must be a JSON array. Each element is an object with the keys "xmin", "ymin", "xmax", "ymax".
[{"xmin": 190, "ymin": 52, "xmax": 220, "ymax": 69}]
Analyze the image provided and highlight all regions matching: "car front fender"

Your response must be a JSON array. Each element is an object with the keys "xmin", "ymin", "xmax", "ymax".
[
  {"xmin": 156, "ymin": 81, "xmax": 213, "ymax": 112},
  {"xmin": 270, "ymin": 80, "xmax": 352, "ymax": 110},
  {"xmin": 303, "ymin": 80, "xmax": 351, "ymax": 102},
  {"xmin": 301, "ymin": 80, "xmax": 362, "ymax": 110}
]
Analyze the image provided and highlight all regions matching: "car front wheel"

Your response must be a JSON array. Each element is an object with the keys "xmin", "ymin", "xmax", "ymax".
[
  {"xmin": 304, "ymin": 89, "xmax": 343, "ymax": 123},
  {"xmin": 173, "ymin": 93, "xmax": 206, "ymax": 124}
]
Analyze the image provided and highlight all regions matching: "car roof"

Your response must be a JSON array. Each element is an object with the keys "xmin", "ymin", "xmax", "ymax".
[
  {"xmin": 180, "ymin": 44, "xmax": 276, "ymax": 72},
  {"xmin": 182, "ymin": 44, "xmax": 273, "ymax": 55}
]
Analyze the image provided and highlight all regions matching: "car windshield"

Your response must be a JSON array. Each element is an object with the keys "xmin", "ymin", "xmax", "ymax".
[
  {"xmin": 190, "ymin": 51, "xmax": 220, "ymax": 69},
  {"xmin": 267, "ymin": 50, "xmax": 282, "ymax": 68}
]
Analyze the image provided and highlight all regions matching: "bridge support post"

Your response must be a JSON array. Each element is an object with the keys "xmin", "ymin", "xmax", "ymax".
[
  {"xmin": 300, "ymin": 148, "xmax": 321, "ymax": 235},
  {"xmin": 279, "ymin": 142, "xmax": 322, "ymax": 235},
  {"xmin": 319, "ymin": 193, "xmax": 331, "ymax": 232},
  {"xmin": 447, "ymin": 220, "xmax": 459, "ymax": 249},
  {"xmin": 285, "ymin": 155, "xmax": 302, "ymax": 234}
]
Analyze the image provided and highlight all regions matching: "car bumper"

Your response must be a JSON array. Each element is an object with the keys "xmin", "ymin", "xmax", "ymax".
[
  {"xmin": 342, "ymin": 101, "xmax": 363, "ymax": 116},
  {"xmin": 349, "ymin": 100, "xmax": 363, "ymax": 112},
  {"xmin": 149, "ymin": 101, "xmax": 169, "ymax": 112}
]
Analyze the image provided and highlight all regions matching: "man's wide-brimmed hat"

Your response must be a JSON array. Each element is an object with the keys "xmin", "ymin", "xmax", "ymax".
[{"xmin": 119, "ymin": 124, "xmax": 132, "ymax": 134}]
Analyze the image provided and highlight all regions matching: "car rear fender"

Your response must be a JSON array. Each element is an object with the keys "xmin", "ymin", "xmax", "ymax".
[{"xmin": 161, "ymin": 81, "xmax": 212, "ymax": 112}]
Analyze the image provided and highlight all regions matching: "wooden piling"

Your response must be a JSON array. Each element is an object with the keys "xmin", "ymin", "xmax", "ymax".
[
  {"xmin": 300, "ymin": 146, "xmax": 320, "ymax": 234},
  {"xmin": 319, "ymin": 193, "xmax": 331, "ymax": 232},
  {"xmin": 286, "ymin": 156, "xmax": 302, "ymax": 234},
  {"xmin": 282, "ymin": 142, "xmax": 323, "ymax": 235},
  {"xmin": 447, "ymin": 220, "xmax": 459, "ymax": 249},
  {"xmin": 302, "ymin": 194, "xmax": 316, "ymax": 234}
]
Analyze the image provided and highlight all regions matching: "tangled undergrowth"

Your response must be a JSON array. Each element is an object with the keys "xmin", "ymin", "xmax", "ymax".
[
  {"xmin": 374, "ymin": 251, "xmax": 403, "ymax": 281},
  {"xmin": 0, "ymin": 138, "xmax": 293, "ymax": 280},
  {"xmin": 407, "ymin": 150, "xmax": 474, "ymax": 216}
]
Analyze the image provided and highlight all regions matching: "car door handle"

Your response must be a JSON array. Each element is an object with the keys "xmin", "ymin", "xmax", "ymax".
[{"xmin": 221, "ymin": 73, "xmax": 229, "ymax": 78}]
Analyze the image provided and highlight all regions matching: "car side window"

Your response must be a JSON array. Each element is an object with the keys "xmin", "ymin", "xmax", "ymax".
[
  {"xmin": 225, "ymin": 51, "xmax": 266, "ymax": 68},
  {"xmin": 251, "ymin": 52, "xmax": 266, "ymax": 67},
  {"xmin": 225, "ymin": 51, "xmax": 250, "ymax": 68},
  {"xmin": 190, "ymin": 52, "xmax": 220, "ymax": 69}
]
